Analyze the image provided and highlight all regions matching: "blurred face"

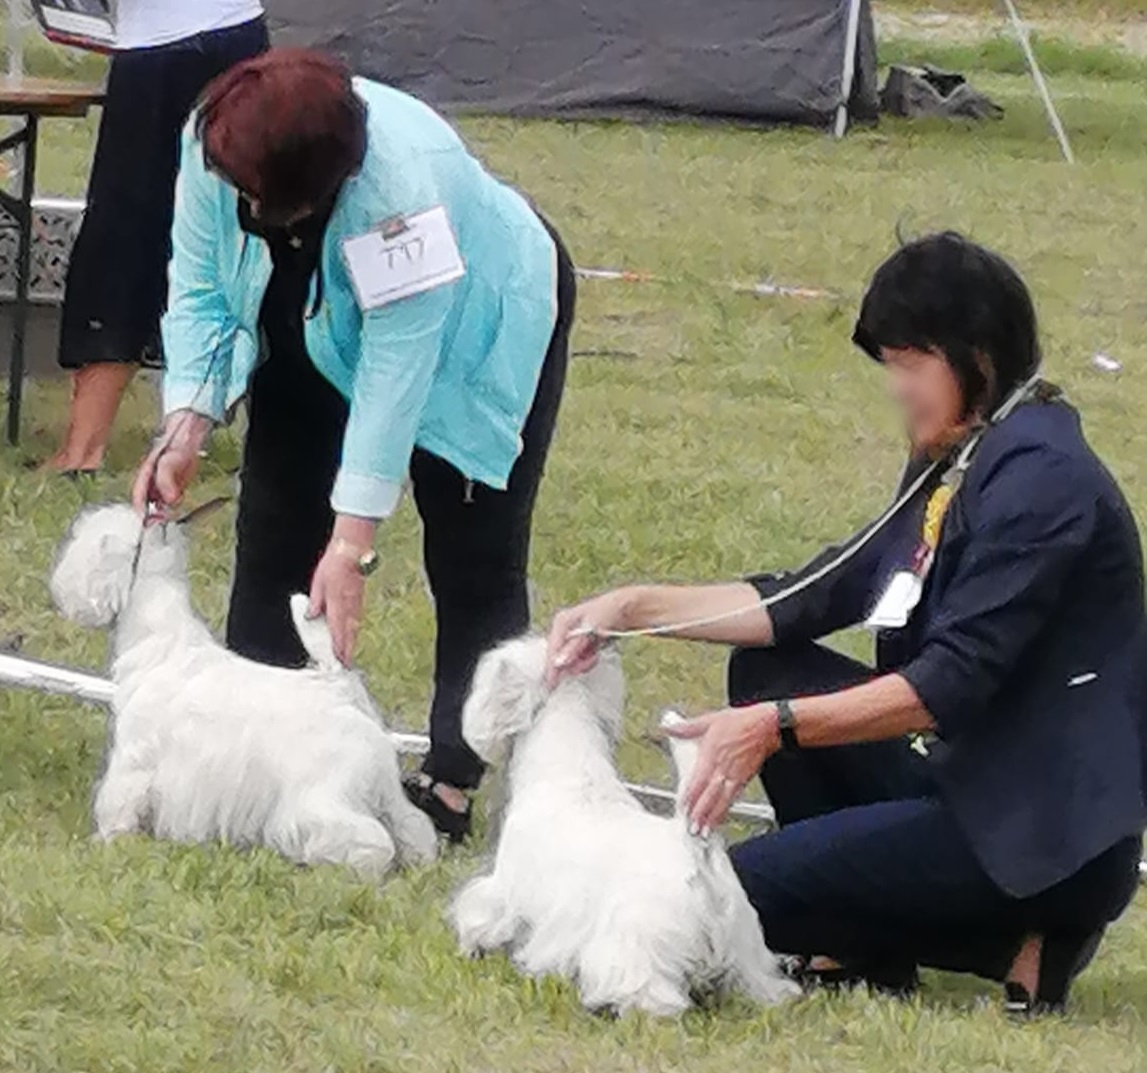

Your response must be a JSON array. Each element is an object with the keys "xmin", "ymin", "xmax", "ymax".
[{"xmin": 881, "ymin": 346, "xmax": 971, "ymax": 454}]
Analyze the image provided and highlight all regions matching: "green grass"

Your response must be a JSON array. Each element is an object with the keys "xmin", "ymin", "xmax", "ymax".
[
  {"xmin": 881, "ymin": 32, "xmax": 1147, "ymax": 81},
  {"xmin": 886, "ymin": 0, "xmax": 1146, "ymax": 17},
  {"xmin": 2, "ymin": 20, "xmax": 1147, "ymax": 1073}
]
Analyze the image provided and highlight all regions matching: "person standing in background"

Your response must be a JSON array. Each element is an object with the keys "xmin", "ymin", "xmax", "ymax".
[{"xmin": 44, "ymin": 0, "xmax": 268, "ymax": 475}]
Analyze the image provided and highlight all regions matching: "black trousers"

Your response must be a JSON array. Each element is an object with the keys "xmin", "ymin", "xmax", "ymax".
[
  {"xmin": 726, "ymin": 644, "xmax": 1142, "ymax": 980},
  {"xmin": 226, "ymin": 225, "xmax": 576, "ymax": 790},
  {"xmin": 60, "ymin": 17, "xmax": 269, "ymax": 369}
]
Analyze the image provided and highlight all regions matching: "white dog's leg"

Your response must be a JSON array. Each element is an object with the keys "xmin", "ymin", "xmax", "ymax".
[
  {"xmin": 93, "ymin": 759, "xmax": 152, "ymax": 840},
  {"xmin": 716, "ymin": 856, "xmax": 801, "ymax": 1005},
  {"xmin": 452, "ymin": 875, "xmax": 517, "ymax": 956},
  {"xmin": 575, "ymin": 934, "xmax": 693, "ymax": 1017},
  {"xmin": 371, "ymin": 740, "xmax": 438, "ymax": 865},
  {"xmin": 296, "ymin": 807, "xmax": 399, "ymax": 880}
]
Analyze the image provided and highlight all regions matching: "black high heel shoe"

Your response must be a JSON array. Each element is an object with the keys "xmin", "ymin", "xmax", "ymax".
[
  {"xmin": 402, "ymin": 775, "xmax": 473, "ymax": 843},
  {"xmin": 1004, "ymin": 929, "xmax": 1105, "ymax": 1017},
  {"xmin": 784, "ymin": 956, "xmax": 919, "ymax": 999}
]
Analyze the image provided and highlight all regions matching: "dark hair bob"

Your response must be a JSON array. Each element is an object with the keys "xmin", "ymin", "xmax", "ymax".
[{"xmin": 852, "ymin": 231, "xmax": 1042, "ymax": 416}]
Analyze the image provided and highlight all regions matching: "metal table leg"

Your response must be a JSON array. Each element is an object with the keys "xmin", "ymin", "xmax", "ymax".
[{"xmin": 5, "ymin": 113, "xmax": 36, "ymax": 445}]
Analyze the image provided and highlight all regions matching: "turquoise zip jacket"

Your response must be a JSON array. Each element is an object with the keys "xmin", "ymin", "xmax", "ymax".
[{"xmin": 162, "ymin": 78, "xmax": 559, "ymax": 518}]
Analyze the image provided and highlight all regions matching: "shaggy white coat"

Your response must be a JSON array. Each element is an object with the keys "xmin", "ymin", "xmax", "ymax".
[
  {"xmin": 50, "ymin": 504, "xmax": 437, "ymax": 877},
  {"xmin": 451, "ymin": 636, "xmax": 799, "ymax": 1016}
]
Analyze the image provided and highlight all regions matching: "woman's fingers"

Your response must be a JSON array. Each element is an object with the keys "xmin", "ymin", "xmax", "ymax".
[
  {"xmin": 661, "ymin": 714, "xmax": 712, "ymax": 740},
  {"xmin": 154, "ymin": 454, "xmax": 185, "ymax": 505},
  {"xmin": 686, "ymin": 770, "xmax": 731, "ymax": 835},
  {"xmin": 696, "ymin": 778, "xmax": 738, "ymax": 834},
  {"xmin": 683, "ymin": 741, "xmax": 719, "ymax": 816},
  {"xmin": 546, "ymin": 610, "xmax": 598, "ymax": 686},
  {"xmin": 308, "ymin": 571, "xmax": 328, "ymax": 620},
  {"xmin": 310, "ymin": 554, "xmax": 365, "ymax": 668}
]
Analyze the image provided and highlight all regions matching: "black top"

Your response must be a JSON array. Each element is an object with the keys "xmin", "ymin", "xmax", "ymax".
[
  {"xmin": 238, "ymin": 197, "xmax": 333, "ymax": 373},
  {"xmin": 750, "ymin": 399, "xmax": 1147, "ymax": 898}
]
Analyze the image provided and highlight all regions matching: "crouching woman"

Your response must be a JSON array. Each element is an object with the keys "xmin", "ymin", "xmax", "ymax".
[{"xmin": 547, "ymin": 233, "xmax": 1147, "ymax": 1014}]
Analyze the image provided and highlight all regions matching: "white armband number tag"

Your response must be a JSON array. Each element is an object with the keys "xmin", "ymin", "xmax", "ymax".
[{"xmin": 341, "ymin": 206, "xmax": 465, "ymax": 311}]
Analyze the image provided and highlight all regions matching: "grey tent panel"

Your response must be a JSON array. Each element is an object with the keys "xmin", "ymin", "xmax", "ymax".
[{"xmin": 264, "ymin": 0, "xmax": 878, "ymax": 128}]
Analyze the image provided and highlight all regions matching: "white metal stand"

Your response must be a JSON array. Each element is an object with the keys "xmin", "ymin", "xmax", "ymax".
[
  {"xmin": 1000, "ymin": 0, "xmax": 1076, "ymax": 163},
  {"xmin": 3, "ymin": 652, "xmax": 1143, "ymax": 873},
  {"xmin": 0, "ymin": 651, "xmax": 777, "ymax": 824}
]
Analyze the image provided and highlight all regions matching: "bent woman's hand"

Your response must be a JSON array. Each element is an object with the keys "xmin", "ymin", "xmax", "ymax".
[
  {"xmin": 546, "ymin": 587, "xmax": 637, "ymax": 687},
  {"xmin": 131, "ymin": 411, "xmax": 211, "ymax": 518},
  {"xmin": 308, "ymin": 544, "xmax": 367, "ymax": 667},
  {"xmin": 665, "ymin": 704, "xmax": 779, "ymax": 834}
]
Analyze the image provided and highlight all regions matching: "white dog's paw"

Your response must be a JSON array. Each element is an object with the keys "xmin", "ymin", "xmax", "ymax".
[
  {"xmin": 451, "ymin": 876, "xmax": 514, "ymax": 955},
  {"xmin": 659, "ymin": 710, "xmax": 686, "ymax": 731},
  {"xmin": 394, "ymin": 808, "xmax": 439, "ymax": 866},
  {"xmin": 733, "ymin": 958, "xmax": 803, "ymax": 1006}
]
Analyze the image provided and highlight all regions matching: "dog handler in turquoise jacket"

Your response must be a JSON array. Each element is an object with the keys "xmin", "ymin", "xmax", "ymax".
[{"xmin": 131, "ymin": 49, "xmax": 576, "ymax": 841}]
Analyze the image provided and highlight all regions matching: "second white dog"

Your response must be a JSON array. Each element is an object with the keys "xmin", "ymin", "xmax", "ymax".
[
  {"xmin": 50, "ymin": 504, "xmax": 437, "ymax": 878},
  {"xmin": 451, "ymin": 636, "xmax": 799, "ymax": 1016}
]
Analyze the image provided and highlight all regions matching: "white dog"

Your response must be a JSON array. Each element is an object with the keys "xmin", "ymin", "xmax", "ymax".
[
  {"xmin": 50, "ymin": 504, "xmax": 437, "ymax": 878},
  {"xmin": 450, "ymin": 636, "xmax": 799, "ymax": 1016}
]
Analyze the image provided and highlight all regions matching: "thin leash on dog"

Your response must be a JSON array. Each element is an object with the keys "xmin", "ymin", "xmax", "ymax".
[
  {"xmin": 572, "ymin": 372, "xmax": 1044, "ymax": 644},
  {"xmin": 128, "ymin": 339, "xmax": 235, "ymax": 590}
]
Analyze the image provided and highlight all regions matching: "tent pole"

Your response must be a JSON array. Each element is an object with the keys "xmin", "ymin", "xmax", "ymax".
[
  {"xmin": 1000, "ymin": 0, "xmax": 1075, "ymax": 163},
  {"xmin": 833, "ymin": 0, "xmax": 865, "ymax": 138}
]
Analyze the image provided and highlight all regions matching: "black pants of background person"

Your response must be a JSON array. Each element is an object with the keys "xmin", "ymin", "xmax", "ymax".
[
  {"xmin": 727, "ymin": 644, "xmax": 1142, "ymax": 983},
  {"xmin": 226, "ymin": 224, "xmax": 576, "ymax": 792},
  {"xmin": 59, "ymin": 17, "xmax": 269, "ymax": 370}
]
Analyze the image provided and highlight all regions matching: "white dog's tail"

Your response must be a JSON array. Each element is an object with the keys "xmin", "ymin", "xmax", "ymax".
[
  {"xmin": 289, "ymin": 593, "xmax": 340, "ymax": 673},
  {"xmin": 660, "ymin": 710, "xmax": 700, "ymax": 818}
]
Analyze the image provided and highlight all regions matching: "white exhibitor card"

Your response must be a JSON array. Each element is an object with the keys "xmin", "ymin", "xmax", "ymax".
[
  {"xmin": 865, "ymin": 570, "xmax": 924, "ymax": 631},
  {"xmin": 341, "ymin": 206, "xmax": 466, "ymax": 310}
]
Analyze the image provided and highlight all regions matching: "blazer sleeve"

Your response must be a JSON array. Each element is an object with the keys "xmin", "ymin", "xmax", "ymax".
[
  {"xmin": 329, "ymin": 283, "xmax": 453, "ymax": 518},
  {"xmin": 161, "ymin": 123, "xmax": 239, "ymax": 421},
  {"xmin": 746, "ymin": 518, "xmax": 897, "ymax": 643},
  {"xmin": 899, "ymin": 445, "xmax": 1097, "ymax": 734}
]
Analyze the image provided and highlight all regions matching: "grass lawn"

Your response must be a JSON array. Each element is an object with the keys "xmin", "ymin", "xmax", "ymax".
[{"xmin": 2, "ymin": 17, "xmax": 1146, "ymax": 1073}]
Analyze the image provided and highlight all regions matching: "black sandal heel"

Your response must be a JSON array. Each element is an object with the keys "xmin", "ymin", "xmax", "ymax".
[
  {"xmin": 791, "ymin": 958, "xmax": 919, "ymax": 999},
  {"xmin": 1005, "ymin": 929, "xmax": 1104, "ymax": 1017},
  {"xmin": 402, "ymin": 775, "xmax": 473, "ymax": 844}
]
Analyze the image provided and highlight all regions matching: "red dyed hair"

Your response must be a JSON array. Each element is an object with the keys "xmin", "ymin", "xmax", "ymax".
[{"xmin": 196, "ymin": 48, "xmax": 367, "ymax": 223}]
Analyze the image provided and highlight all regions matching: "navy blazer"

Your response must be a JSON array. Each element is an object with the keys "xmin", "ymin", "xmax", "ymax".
[{"xmin": 750, "ymin": 400, "xmax": 1147, "ymax": 898}]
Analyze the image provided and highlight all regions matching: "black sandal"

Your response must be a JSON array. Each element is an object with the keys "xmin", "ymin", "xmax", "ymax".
[
  {"xmin": 402, "ymin": 775, "xmax": 472, "ymax": 844},
  {"xmin": 791, "ymin": 957, "xmax": 919, "ymax": 999},
  {"xmin": 1004, "ymin": 929, "xmax": 1104, "ymax": 1017}
]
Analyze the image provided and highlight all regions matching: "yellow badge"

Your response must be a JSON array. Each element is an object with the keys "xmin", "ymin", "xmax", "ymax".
[{"xmin": 922, "ymin": 484, "xmax": 954, "ymax": 553}]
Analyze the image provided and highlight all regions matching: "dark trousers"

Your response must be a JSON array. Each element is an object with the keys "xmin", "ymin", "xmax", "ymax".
[
  {"xmin": 60, "ymin": 17, "xmax": 269, "ymax": 368},
  {"xmin": 726, "ymin": 644, "xmax": 1142, "ymax": 980},
  {"xmin": 226, "ymin": 224, "xmax": 576, "ymax": 790}
]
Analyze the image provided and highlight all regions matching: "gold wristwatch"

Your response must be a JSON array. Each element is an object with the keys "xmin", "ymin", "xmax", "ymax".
[{"xmin": 333, "ymin": 538, "xmax": 380, "ymax": 577}]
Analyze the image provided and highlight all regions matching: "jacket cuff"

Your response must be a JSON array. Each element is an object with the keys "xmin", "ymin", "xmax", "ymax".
[
  {"xmin": 163, "ymin": 376, "xmax": 227, "ymax": 422},
  {"xmin": 746, "ymin": 572, "xmax": 805, "ymax": 646},
  {"xmin": 330, "ymin": 470, "xmax": 405, "ymax": 519},
  {"xmin": 898, "ymin": 646, "xmax": 964, "ymax": 734}
]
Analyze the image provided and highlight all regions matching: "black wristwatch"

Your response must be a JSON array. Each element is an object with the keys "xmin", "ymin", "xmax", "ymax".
[{"xmin": 776, "ymin": 698, "xmax": 800, "ymax": 752}]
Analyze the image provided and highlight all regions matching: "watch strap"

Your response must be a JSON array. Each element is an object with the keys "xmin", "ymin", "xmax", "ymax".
[{"xmin": 776, "ymin": 698, "xmax": 800, "ymax": 752}]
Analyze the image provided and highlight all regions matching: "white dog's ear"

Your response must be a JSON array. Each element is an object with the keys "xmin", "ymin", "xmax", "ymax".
[
  {"xmin": 462, "ymin": 637, "xmax": 549, "ymax": 762},
  {"xmin": 50, "ymin": 531, "xmax": 137, "ymax": 628}
]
